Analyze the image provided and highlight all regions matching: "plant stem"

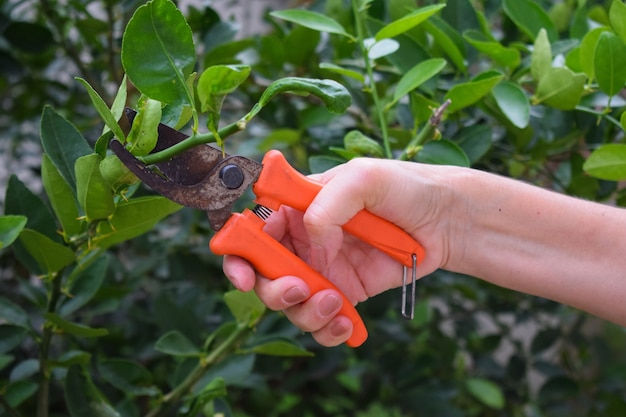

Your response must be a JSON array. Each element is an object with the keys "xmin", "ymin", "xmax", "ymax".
[
  {"xmin": 574, "ymin": 105, "xmax": 623, "ymax": 131},
  {"xmin": 352, "ymin": 0, "xmax": 393, "ymax": 159},
  {"xmin": 37, "ymin": 273, "xmax": 63, "ymax": 417},
  {"xmin": 145, "ymin": 323, "xmax": 249, "ymax": 417},
  {"xmin": 399, "ymin": 99, "xmax": 451, "ymax": 161},
  {"xmin": 140, "ymin": 119, "xmax": 246, "ymax": 165}
]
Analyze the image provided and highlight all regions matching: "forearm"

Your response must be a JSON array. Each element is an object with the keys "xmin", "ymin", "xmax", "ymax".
[{"xmin": 447, "ymin": 169, "xmax": 626, "ymax": 325}]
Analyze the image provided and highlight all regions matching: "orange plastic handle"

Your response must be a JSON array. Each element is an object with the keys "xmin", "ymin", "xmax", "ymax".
[
  {"xmin": 210, "ymin": 210, "xmax": 368, "ymax": 347},
  {"xmin": 253, "ymin": 150, "xmax": 425, "ymax": 267}
]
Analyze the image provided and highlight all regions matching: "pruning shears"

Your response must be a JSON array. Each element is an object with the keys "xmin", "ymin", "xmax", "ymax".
[{"xmin": 111, "ymin": 110, "xmax": 425, "ymax": 347}]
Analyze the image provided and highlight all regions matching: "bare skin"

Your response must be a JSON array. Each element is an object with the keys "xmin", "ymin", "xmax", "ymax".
[{"xmin": 223, "ymin": 158, "xmax": 626, "ymax": 346}]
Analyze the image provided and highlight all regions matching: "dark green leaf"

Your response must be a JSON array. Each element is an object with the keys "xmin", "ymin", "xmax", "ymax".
[
  {"xmin": 19, "ymin": 229, "xmax": 75, "ymax": 274},
  {"xmin": 224, "ymin": 290, "xmax": 266, "ymax": 326},
  {"xmin": 91, "ymin": 196, "xmax": 181, "ymax": 249},
  {"xmin": 457, "ymin": 124, "xmax": 493, "ymax": 164},
  {"xmin": 464, "ymin": 30, "xmax": 521, "ymax": 70},
  {"xmin": 308, "ymin": 155, "xmax": 345, "ymax": 173},
  {"xmin": 121, "ymin": 0, "xmax": 196, "ymax": 105},
  {"xmin": 98, "ymin": 359, "xmax": 159, "ymax": 397},
  {"xmin": 270, "ymin": 9, "xmax": 353, "ymax": 40},
  {"xmin": 0, "ymin": 215, "xmax": 27, "ymax": 249},
  {"xmin": 4, "ymin": 21, "xmax": 55, "ymax": 54},
  {"xmin": 242, "ymin": 337, "xmax": 314, "ymax": 357},
  {"xmin": 10, "ymin": 358, "xmax": 38, "ymax": 381},
  {"xmin": 375, "ymin": 4, "xmax": 446, "ymax": 40},
  {"xmin": 594, "ymin": 31, "xmax": 626, "ymax": 97},
  {"xmin": 41, "ymin": 154, "xmax": 82, "ymax": 237},
  {"xmin": 44, "ymin": 313, "xmax": 109, "ymax": 338},
  {"xmin": 531, "ymin": 328, "xmax": 560, "ymax": 354},
  {"xmin": 65, "ymin": 365, "xmax": 121, "ymax": 417},
  {"xmin": 0, "ymin": 355, "xmax": 14, "ymax": 373},
  {"xmin": 584, "ymin": 144, "xmax": 626, "ymax": 180},
  {"xmin": 0, "ymin": 326, "xmax": 28, "ymax": 354},
  {"xmin": 154, "ymin": 330, "xmax": 201, "ymax": 357},
  {"xmin": 423, "ymin": 18, "xmax": 466, "ymax": 72},
  {"xmin": 75, "ymin": 154, "xmax": 115, "ymax": 222},
  {"xmin": 75, "ymin": 77, "xmax": 126, "ymax": 142},
  {"xmin": 465, "ymin": 377, "xmax": 505, "ymax": 409},
  {"xmin": 534, "ymin": 67, "xmax": 585, "ymax": 110},
  {"xmin": 503, "ymin": 0, "xmax": 557, "ymax": 42},
  {"xmin": 415, "ymin": 140, "xmax": 471, "ymax": 167},
  {"xmin": 59, "ymin": 255, "xmax": 109, "ymax": 316},
  {"xmin": 492, "ymin": 82, "xmax": 530, "ymax": 129},
  {"xmin": 4, "ymin": 380, "xmax": 37, "ymax": 408},
  {"xmin": 0, "ymin": 297, "xmax": 30, "ymax": 329},
  {"xmin": 40, "ymin": 106, "xmax": 92, "ymax": 192}
]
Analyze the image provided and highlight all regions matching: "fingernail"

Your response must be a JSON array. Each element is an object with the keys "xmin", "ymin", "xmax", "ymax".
[
  {"xmin": 283, "ymin": 286, "xmax": 308, "ymax": 304},
  {"xmin": 330, "ymin": 319, "xmax": 350, "ymax": 337},
  {"xmin": 319, "ymin": 294, "xmax": 341, "ymax": 317}
]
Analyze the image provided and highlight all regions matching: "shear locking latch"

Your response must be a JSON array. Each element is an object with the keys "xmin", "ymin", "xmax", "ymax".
[{"xmin": 401, "ymin": 254, "xmax": 418, "ymax": 319}]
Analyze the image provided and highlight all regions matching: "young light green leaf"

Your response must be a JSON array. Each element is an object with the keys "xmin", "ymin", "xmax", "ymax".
[
  {"xmin": 108, "ymin": 75, "xmax": 128, "ymax": 134},
  {"xmin": 533, "ymin": 67, "xmax": 586, "ymax": 110},
  {"xmin": 126, "ymin": 98, "xmax": 161, "ymax": 156},
  {"xmin": 463, "ymin": 30, "xmax": 521, "ymax": 70},
  {"xmin": 415, "ymin": 140, "xmax": 471, "ymax": 167},
  {"xmin": 531, "ymin": 28, "xmax": 552, "ymax": 82},
  {"xmin": 392, "ymin": 58, "xmax": 446, "ymax": 106},
  {"xmin": 319, "ymin": 62, "xmax": 365, "ymax": 83},
  {"xmin": 40, "ymin": 106, "xmax": 92, "ymax": 191},
  {"xmin": 580, "ymin": 27, "xmax": 609, "ymax": 80},
  {"xmin": 98, "ymin": 155, "xmax": 139, "ymax": 192},
  {"xmin": 121, "ymin": 0, "xmax": 195, "ymax": 106},
  {"xmin": 42, "ymin": 154, "xmax": 83, "ymax": 237},
  {"xmin": 503, "ymin": 0, "xmax": 557, "ymax": 42},
  {"xmin": 466, "ymin": 377, "xmax": 505, "ymax": 410},
  {"xmin": 0, "ymin": 215, "xmax": 27, "ymax": 249},
  {"xmin": 444, "ymin": 71, "xmax": 504, "ymax": 113},
  {"xmin": 91, "ymin": 196, "xmax": 181, "ymax": 249},
  {"xmin": 75, "ymin": 154, "xmax": 115, "ymax": 222},
  {"xmin": 492, "ymin": 82, "xmax": 530, "ymax": 129},
  {"xmin": 610, "ymin": 0, "xmax": 626, "ymax": 45},
  {"xmin": 65, "ymin": 365, "xmax": 121, "ymax": 417},
  {"xmin": 198, "ymin": 65, "xmax": 251, "ymax": 113},
  {"xmin": 343, "ymin": 130, "xmax": 384, "ymax": 157},
  {"xmin": 75, "ymin": 77, "xmax": 126, "ymax": 142},
  {"xmin": 367, "ymin": 38, "xmax": 400, "ymax": 60},
  {"xmin": 248, "ymin": 77, "xmax": 351, "ymax": 120},
  {"xmin": 0, "ymin": 297, "xmax": 30, "ymax": 329},
  {"xmin": 19, "ymin": 229, "xmax": 75, "ymax": 274},
  {"xmin": 154, "ymin": 330, "xmax": 201, "ymax": 357},
  {"xmin": 594, "ymin": 31, "xmax": 626, "ymax": 97},
  {"xmin": 583, "ymin": 143, "xmax": 626, "ymax": 180},
  {"xmin": 270, "ymin": 9, "xmax": 354, "ymax": 40},
  {"xmin": 224, "ymin": 290, "xmax": 266, "ymax": 326},
  {"xmin": 375, "ymin": 4, "xmax": 446, "ymax": 40},
  {"xmin": 45, "ymin": 313, "xmax": 109, "ymax": 338}
]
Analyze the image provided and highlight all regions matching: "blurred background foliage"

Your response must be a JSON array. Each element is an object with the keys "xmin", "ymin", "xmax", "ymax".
[{"xmin": 1, "ymin": 0, "xmax": 626, "ymax": 416}]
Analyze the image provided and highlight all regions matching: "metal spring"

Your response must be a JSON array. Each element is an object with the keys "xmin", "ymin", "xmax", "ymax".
[{"xmin": 252, "ymin": 204, "xmax": 273, "ymax": 221}]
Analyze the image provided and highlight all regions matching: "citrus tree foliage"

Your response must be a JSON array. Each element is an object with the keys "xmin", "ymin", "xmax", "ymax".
[{"xmin": 1, "ymin": 0, "xmax": 626, "ymax": 416}]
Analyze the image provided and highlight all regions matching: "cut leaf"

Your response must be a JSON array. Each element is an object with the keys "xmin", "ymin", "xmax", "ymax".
[
  {"xmin": 492, "ymin": 82, "xmax": 530, "ymax": 129},
  {"xmin": 583, "ymin": 144, "xmax": 626, "ymax": 180},
  {"xmin": 75, "ymin": 154, "xmax": 115, "ymax": 222},
  {"xmin": 0, "ymin": 215, "xmax": 27, "ymax": 249},
  {"xmin": 121, "ymin": 0, "xmax": 195, "ymax": 106},
  {"xmin": 19, "ymin": 229, "xmax": 75, "ymax": 274},
  {"xmin": 375, "ymin": 4, "xmax": 446, "ymax": 40},
  {"xmin": 594, "ymin": 31, "xmax": 626, "ymax": 97},
  {"xmin": 270, "ymin": 9, "xmax": 353, "ymax": 40}
]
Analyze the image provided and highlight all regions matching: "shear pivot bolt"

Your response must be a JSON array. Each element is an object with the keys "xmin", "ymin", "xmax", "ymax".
[{"xmin": 219, "ymin": 164, "xmax": 244, "ymax": 189}]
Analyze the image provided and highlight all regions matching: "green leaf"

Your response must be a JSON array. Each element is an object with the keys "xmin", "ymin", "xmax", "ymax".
[
  {"xmin": 319, "ymin": 62, "xmax": 365, "ymax": 83},
  {"xmin": 75, "ymin": 154, "xmax": 115, "ymax": 222},
  {"xmin": 42, "ymin": 154, "xmax": 82, "ymax": 237},
  {"xmin": 5, "ymin": 176, "xmax": 59, "ymax": 242},
  {"xmin": 270, "ymin": 9, "xmax": 353, "ymax": 40},
  {"xmin": 0, "ymin": 297, "xmax": 30, "ymax": 329},
  {"xmin": 126, "ymin": 97, "xmax": 162, "ymax": 156},
  {"xmin": 366, "ymin": 38, "xmax": 400, "ymax": 60},
  {"xmin": 533, "ymin": 67, "xmax": 586, "ymax": 110},
  {"xmin": 580, "ymin": 27, "xmax": 609, "ymax": 81},
  {"xmin": 65, "ymin": 365, "xmax": 121, "ymax": 417},
  {"xmin": 40, "ymin": 106, "xmax": 92, "ymax": 191},
  {"xmin": 4, "ymin": 380, "xmax": 37, "ymax": 408},
  {"xmin": 503, "ymin": 0, "xmax": 557, "ymax": 42},
  {"xmin": 59, "ymin": 255, "xmax": 109, "ymax": 316},
  {"xmin": 622, "ymin": 110, "xmax": 626, "ymax": 131},
  {"xmin": 415, "ymin": 140, "xmax": 471, "ymax": 167},
  {"xmin": 242, "ymin": 337, "xmax": 314, "ymax": 357},
  {"xmin": 98, "ymin": 359, "xmax": 159, "ymax": 397},
  {"xmin": 610, "ymin": 0, "xmax": 626, "ymax": 45},
  {"xmin": 343, "ymin": 130, "xmax": 384, "ymax": 157},
  {"xmin": 492, "ymin": 82, "xmax": 530, "ymax": 129},
  {"xmin": 19, "ymin": 229, "xmax": 75, "ymax": 274},
  {"xmin": 198, "ymin": 65, "xmax": 251, "ymax": 113},
  {"xmin": 444, "ymin": 71, "xmax": 504, "ymax": 113},
  {"xmin": 121, "ymin": 0, "xmax": 196, "ymax": 105},
  {"xmin": 0, "ymin": 215, "xmax": 27, "ymax": 249},
  {"xmin": 594, "ymin": 31, "xmax": 626, "ymax": 97},
  {"xmin": 91, "ymin": 196, "xmax": 181, "ymax": 249},
  {"xmin": 465, "ymin": 377, "xmax": 505, "ymax": 409},
  {"xmin": 583, "ymin": 144, "xmax": 626, "ymax": 180},
  {"xmin": 98, "ymin": 155, "xmax": 139, "ymax": 192},
  {"xmin": 375, "ymin": 4, "xmax": 446, "ymax": 40},
  {"xmin": 44, "ymin": 313, "xmax": 109, "ymax": 338},
  {"xmin": 224, "ymin": 290, "xmax": 266, "ymax": 326},
  {"xmin": 248, "ymin": 78, "xmax": 351, "ymax": 120},
  {"xmin": 463, "ymin": 30, "xmax": 521, "ymax": 70},
  {"xmin": 531, "ymin": 28, "xmax": 552, "ymax": 82},
  {"xmin": 107, "ymin": 75, "xmax": 128, "ymax": 135},
  {"xmin": 0, "ymin": 326, "xmax": 28, "ymax": 354},
  {"xmin": 423, "ymin": 18, "xmax": 467, "ymax": 72},
  {"xmin": 75, "ymin": 77, "xmax": 126, "ymax": 142},
  {"xmin": 154, "ymin": 330, "xmax": 201, "ymax": 357},
  {"xmin": 391, "ymin": 58, "xmax": 446, "ymax": 107},
  {"xmin": 457, "ymin": 125, "xmax": 493, "ymax": 165}
]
